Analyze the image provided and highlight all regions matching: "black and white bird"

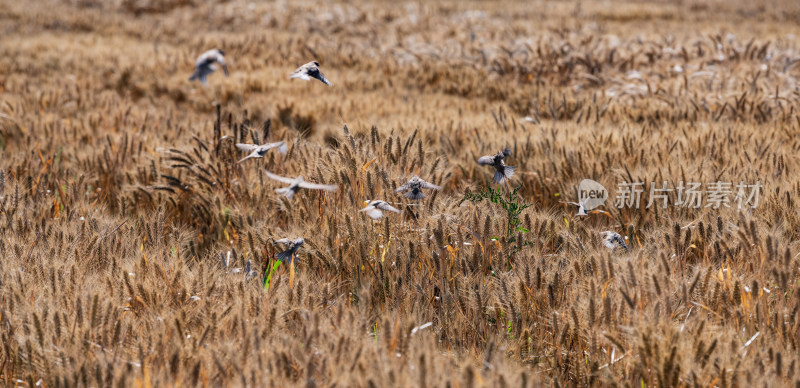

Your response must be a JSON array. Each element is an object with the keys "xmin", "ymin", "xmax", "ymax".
[
  {"xmin": 360, "ymin": 200, "xmax": 401, "ymax": 220},
  {"xmin": 189, "ymin": 49, "xmax": 228, "ymax": 85},
  {"xmin": 236, "ymin": 141, "xmax": 287, "ymax": 163},
  {"xmin": 477, "ymin": 148, "xmax": 515, "ymax": 184},
  {"xmin": 289, "ymin": 61, "xmax": 331, "ymax": 86},
  {"xmin": 274, "ymin": 238, "xmax": 304, "ymax": 264},
  {"xmin": 395, "ymin": 176, "xmax": 441, "ymax": 200},
  {"xmin": 244, "ymin": 260, "xmax": 258, "ymax": 280},
  {"xmin": 263, "ymin": 170, "xmax": 338, "ymax": 199},
  {"xmin": 601, "ymin": 231, "xmax": 630, "ymax": 252}
]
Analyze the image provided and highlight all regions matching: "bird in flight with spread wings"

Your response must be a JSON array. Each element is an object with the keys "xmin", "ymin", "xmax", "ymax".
[
  {"xmin": 263, "ymin": 170, "xmax": 338, "ymax": 199},
  {"xmin": 477, "ymin": 147, "xmax": 515, "ymax": 184},
  {"xmin": 235, "ymin": 141, "xmax": 287, "ymax": 163},
  {"xmin": 395, "ymin": 175, "xmax": 441, "ymax": 200},
  {"xmin": 359, "ymin": 200, "xmax": 401, "ymax": 220},
  {"xmin": 189, "ymin": 49, "xmax": 228, "ymax": 85},
  {"xmin": 289, "ymin": 61, "xmax": 332, "ymax": 86}
]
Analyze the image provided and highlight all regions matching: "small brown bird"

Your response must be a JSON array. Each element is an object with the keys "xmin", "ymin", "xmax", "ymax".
[
  {"xmin": 236, "ymin": 141, "xmax": 287, "ymax": 163},
  {"xmin": 264, "ymin": 170, "xmax": 338, "ymax": 199},
  {"xmin": 189, "ymin": 49, "xmax": 228, "ymax": 85},
  {"xmin": 395, "ymin": 176, "xmax": 441, "ymax": 200},
  {"xmin": 290, "ymin": 61, "xmax": 331, "ymax": 86},
  {"xmin": 477, "ymin": 148, "xmax": 515, "ymax": 184}
]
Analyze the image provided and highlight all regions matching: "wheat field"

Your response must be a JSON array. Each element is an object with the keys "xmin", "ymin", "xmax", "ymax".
[{"xmin": 2, "ymin": 0, "xmax": 800, "ymax": 386}]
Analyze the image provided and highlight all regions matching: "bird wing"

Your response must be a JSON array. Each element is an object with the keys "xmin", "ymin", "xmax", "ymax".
[
  {"xmin": 477, "ymin": 155, "xmax": 495, "ymax": 165},
  {"xmin": 273, "ymin": 238, "xmax": 293, "ymax": 245},
  {"xmin": 308, "ymin": 68, "xmax": 332, "ymax": 86},
  {"xmin": 237, "ymin": 152, "xmax": 260, "ymax": 163},
  {"xmin": 261, "ymin": 141, "xmax": 285, "ymax": 151},
  {"xmin": 236, "ymin": 143, "xmax": 258, "ymax": 152},
  {"xmin": 362, "ymin": 208, "xmax": 384, "ymax": 220},
  {"xmin": 190, "ymin": 65, "xmax": 212, "ymax": 84},
  {"xmin": 395, "ymin": 183, "xmax": 411, "ymax": 192},
  {"xmin": 215, "ymin": 54, "xmax": 229, "ymax": 76},
  {"xmin": 419, "ymin": 180, "xmax": 441, "ymax": 190},
  {"xmin": 297, "ymin": 181, "xmax": 338, "ymax": 191},
  {"xmin": 195, "ymin": 50, "xmax": 213, "ymax": 67},
  {"xmin": 502, "ymin": 147, "xmax": 511, "ymax": 157},
  {"xmin": 374, "ymin": 202, "xmax": 401, "ymax": 213},
  {"xmin": 263, "ymin": 170, "xmax": 296, "ymax": 184},
  {"xmin": 289, "ymin": 72, "xmax": 311, "ymax": 81},
  {"xmin": 290, "ymin": 62, "xmax": 314, "ymax": 77}
]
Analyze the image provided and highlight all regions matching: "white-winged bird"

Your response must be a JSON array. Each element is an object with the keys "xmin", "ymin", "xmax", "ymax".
[
  {"xmin": 274, "ymin": 238, "xmax": 304, "ymax": 264},
  {"xmin": 560, "ymin": 200, "xmax": 611, "ymax": 217},
  {"xmin": 263, "ymin": 170, "xmax": 338, "ymax": 199},
  {"xmin": 189, "ymin": 49, "xmax": 228, "ymax": 85},
  {"xmin": 360, "ymin": 200, "xmax": 401, "ymax": 220},
  {"xmin": 477, "ymin": 148, "xmax": 515, "ymax": 184},
  {"xmin": 601, "ymin": 231, "xmax": 630, "ymax": 252},
  {"xmin": 395, "ymin": 175, "xmax": 441, "ymax": 200},
  {"xmin": 236, "ymin": 141, "xmax": 287, "ymax": 163},
  {"xmin": 289, "ymin": 61, "xmax": 331, "ymax": 86},
  {"xmin": 560, "ymin": 200, "xmax": 589, "ymax": 216}
]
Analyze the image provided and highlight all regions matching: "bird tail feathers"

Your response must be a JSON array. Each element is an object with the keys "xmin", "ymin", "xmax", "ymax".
[
  {"xmin": 493, "ymin": 166, "xmax": 516, "ymax": 184},
  {"xmin": 276, "ymin": 250, "xmax": 295, "ymax": 264}
]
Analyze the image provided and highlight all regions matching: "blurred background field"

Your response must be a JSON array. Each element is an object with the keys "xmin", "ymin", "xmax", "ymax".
[{"xmin": 2, "ymin": 0, "xmax": 800, "ymax": 386}]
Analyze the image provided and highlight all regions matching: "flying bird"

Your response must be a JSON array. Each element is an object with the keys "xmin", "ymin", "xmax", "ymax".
[
  {"xmin": 264, "ymin": 170, "xmax": 338, "ymax": 199},
  {"xmin": 236, "ymin": 141, "xmax": 287, "ymax": 163},
  {"xmin": 289, "ymin": 61, "xmax": 331, "ymax": 86},
  {"xmin": 244, "ymin": 260, "xmax": 258, "ymax": 280},
  {"xmin": 601, "ymin": 231, "xmax": 630, "ymax": 252},
  {"xmin": 189, "ymin": 49, "xmax": 228, "ymax": 85},
  {"xmin": 560, "ymin": 200, "xmax": 610, "ymax": 217},
  {"xmin": 560, "ymin": 201, "xmax": 589, "ymax": 216},
  {"xmin": 395, "ymin": 175, "xmax": 441, "ymax": 200},
  {"xmin": 478, "ymin": 148, "xmax": 515, "ymax": 184},
  {"xmin": 274, "ymin": 238, "xmax": 304, "ymax": 264},
  {"xmin": 360, "ymin": 200, "xmax": 401, "ymax": 220}
]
